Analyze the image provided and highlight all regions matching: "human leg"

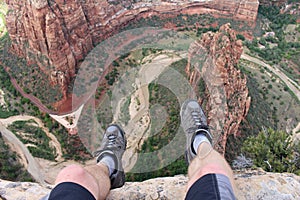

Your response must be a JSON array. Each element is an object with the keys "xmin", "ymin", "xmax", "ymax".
[
  {"xmin": 187, "ymin": 142, "xmax": 235, "ymax": 191},
  {"xmin": 48, "ymin": 124, "xmax": 127, "ymax": 200},
  {"xmin": 181, "ymin": 100, "xmax": 236, "ymax": 199},
  {"xmin": 54, "ymin": 163, "xmax": 110, "ymax": 200}
]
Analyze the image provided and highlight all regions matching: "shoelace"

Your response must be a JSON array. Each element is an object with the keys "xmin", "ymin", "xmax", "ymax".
[
  {"xmin": 192, "ymin": 111, "xmax": 202, "ymax": 126},
  {"xmin": 107, "ymin": 134, "xmax": 117, "ymax": 146},
  {"xmin": 93, "ymin": 133, "xmax": 118, "ymax": 157},
  {"xmin": 189, "ymin": 111, "xmax": 211, "ymax": 133}
]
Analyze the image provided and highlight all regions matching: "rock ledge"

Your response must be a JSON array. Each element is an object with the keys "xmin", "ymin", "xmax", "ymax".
[{"xmin": 0, "ymin": 170, "xmax": 299, "ymax": 200}]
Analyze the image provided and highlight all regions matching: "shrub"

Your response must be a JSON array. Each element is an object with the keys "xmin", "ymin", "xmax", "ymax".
[
  {"xmin": 236, "ymin": 34, "xmax": 245, "ymax": 41},
  {"xmin": 242, "ymin": 128, "xmax": 300, "ymax": 175},
  {"xmin": 268, "ymin": 84, "xmax": 272, "ymax": 89}
]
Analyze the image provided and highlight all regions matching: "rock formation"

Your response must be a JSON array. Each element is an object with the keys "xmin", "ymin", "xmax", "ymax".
[
  {"xmin": 186, "ymin": 23, "xmax": 251, "ymax": 154},
  {"xmin": 5, "ymin": 0, "xmax": 259, "ymax": 97},
  {"xmin": 1, "ymin": 170, "xmax": 299, "ymax": 200}
]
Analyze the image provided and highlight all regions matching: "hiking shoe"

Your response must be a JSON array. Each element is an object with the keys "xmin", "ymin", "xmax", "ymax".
[
  {"xmin": 94, "ymin": 124, "xmax": 127, "ymax": 189},
  {"xmin": 180, "ymin": 99, "xmax": 212, "ymax": 164}
]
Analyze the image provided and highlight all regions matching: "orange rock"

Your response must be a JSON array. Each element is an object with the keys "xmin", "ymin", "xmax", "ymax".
[
  {"xmin": 5, "ymin": 0, "xmax": 259, "ymax": 101},
  {"xmin": 186, "ymin": 23, "xmax": 251, "ymax": 155}
]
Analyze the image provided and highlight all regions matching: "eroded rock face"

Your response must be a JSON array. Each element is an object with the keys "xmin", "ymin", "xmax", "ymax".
[
  {"xmin": 30, "ymin": 0, "xmax": 48, "ymax": 9},
  {"xmin": 0, "ymin": 170, "xmax": 299, "ymax": 200},
  {"xmin": 186, "ymin": 23, "xmax": 251, "ymax": 154},
  {"xmin": 5, "ymin": 0, "xmax": 259, "ymax": 96}
]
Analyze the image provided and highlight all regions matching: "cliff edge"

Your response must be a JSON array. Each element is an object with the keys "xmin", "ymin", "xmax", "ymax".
[{"xmin": 0, "ymin": 170, "xmax": 299, "ymax": 200}]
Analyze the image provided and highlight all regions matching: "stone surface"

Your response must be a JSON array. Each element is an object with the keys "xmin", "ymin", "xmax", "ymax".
[
  {"xmin": 30, "ymin": 0, "xmax": 48, "ymax": 10},
  {"xmin": 186, "ymin": 23, "xmax": 251, "ymax": 154},
  {"xmin": 0, "ymin": 170, "xmax": 299, "ymax": 200},
  {"xmin": 0, "ymin": 180, "xmax": 51, "ymax": 200},
  {"xmin": 5, "ymin": 0, "xmax": 259, "ymax": 97}
]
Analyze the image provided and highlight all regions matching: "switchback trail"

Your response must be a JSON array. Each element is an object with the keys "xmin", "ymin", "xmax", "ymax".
[
  {"xmin": 0, "ymin": 115, "xmax": 63, "ymax": 161},
  {"xmin": 0, "ymin": 115, "xmax": 65, "ymax": 184},
  {"xmin": 0, "ymin": 123, "xmax": 46, "ymax": 184}
]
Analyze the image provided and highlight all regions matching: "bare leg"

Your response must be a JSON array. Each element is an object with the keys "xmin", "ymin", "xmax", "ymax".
[
  {"xmin": 51, "ymin": 125, "xmax": 126, "ymax": 200},
  {"xmin": 187, "ymin": 142, "xmax": 235, "ymax": 192},
  {"xmin": 55, "ymin": 163, "xmax": 111, "ymax": 200}
]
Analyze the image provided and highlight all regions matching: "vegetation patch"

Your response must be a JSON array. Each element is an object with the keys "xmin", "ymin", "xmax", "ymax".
[
  {"xmin": 8, "ymin": 120, "xmax": 57, "ymax": 161},
  {"xmin": 7, "ymin": 118, "xmax": 91, "ymax": 162},
  {"xmin": 127, "ymin": 82, "xmax": 187, "ymax": 181},
  {"xmin": 245, "ymin": 6, "xmax": 300, "ymax": 85},
  {"xmin": 226, "ymin": 58, "xmax": 300, "ymax": 163},
  {"xmin": 242, "ymin": 128, "xmax": 300, "ymax": 175},
  {"xmin": 0, "ymin": 34, "xmax": 63, "ymax": 107},
  {"xmin": 37, "ymin": 114, "xmax": 91, "ymax": 161},
  {"xmin": 0, "ymin": 63, "xmax": 21, "ymax": 118},
  {"xmin": 0, "ymin": 133, "xmax": 33, "ymax": 182},
  {"xmin": 241, "ymin": 60, "xmax": 299, "ymax": 131},
  {"xmin": 96, "ymin": 96, "xmax": 114, "ymax": 130},
  {"xmin": 126, "ymin": 60, "xmax": 188, "ymax": 182},
  {"xmin": 1, "ymin": 57, "xmax": 91, "ymax": 162},
  {"xmin": 119, "ymin": 97, "xmax": 131, "ymax": 125},
  {"xmin": 0, "ymin": 62, "xmax": 52, "ymax": 118},
  {"xmin": 169, "ymin": 59, "xmax": 188, "ymax": 78},
  {"xmin": 95, "ymin": 48, "xmax": 165, "ymax": 128}
]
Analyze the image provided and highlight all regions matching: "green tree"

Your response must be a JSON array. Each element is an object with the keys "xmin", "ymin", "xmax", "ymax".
[
  {"xmin": 236, "ymin": 34, "xmax": 245, "ymax": 41},
  {"xmin": 242, "ymin": 128, "xmax": 299, "ymax": 175}
]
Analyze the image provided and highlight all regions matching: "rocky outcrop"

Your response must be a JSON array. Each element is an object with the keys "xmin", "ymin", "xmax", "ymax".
[
  {"xmin": 186, "ymin": 23, "xmax": 251, "ymax": 154},
  {"xmin": 1, "ymin": 170, "xmax": 299, "ymax": 200},
  {"xmin": 5, "ymin": 0, "xmax": 259, "ymax": 97}
]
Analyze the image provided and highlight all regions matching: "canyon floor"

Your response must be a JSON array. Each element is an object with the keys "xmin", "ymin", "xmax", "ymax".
[{"xmin": 0, "ymin": 52, "xmax": 299, "ymax": 185}]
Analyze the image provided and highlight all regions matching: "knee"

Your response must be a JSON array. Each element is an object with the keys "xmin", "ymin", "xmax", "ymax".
[
  {"xmin": 55, "ymin": 164, "xmax": 88, "ymax": 184},
  {"xmin": 62, "ymin": 164, "xmax": 86, "ymax": 177},
  {"xmin": 196, "ymin": 164, "xmax": 228, "ymax": 178},
  {"xmin": 187, "ymin": 164, "xmax": 229, "ymax": 190}
]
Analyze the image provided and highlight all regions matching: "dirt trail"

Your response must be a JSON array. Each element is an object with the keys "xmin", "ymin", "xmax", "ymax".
[
  {"xmin": 292, "ymin": 122, "xmax": 300, "ymax": 142},
  {"xmin": 117, "ymin": 53, "xmax": 185, "ymax": 171},
  {"xmin": 0, "ymin": 115, "xmax": 63, "ymax": 161},
  {"xmin": 128, "ymin": 54, "xmax": 181, "ymax": 122},
  {"xmin": 0, "ymin": 123, "xmax": 46, "ymax": 184},
  {"xmin": 0, "ymin": 88, "xmax": 6, "ymax": 107},
  {"xmin": 9, "ymin": 77, "xmax": 55, "ymax": 114},
  {"xmin": 241, "ymin": 53, "xmax": 300, "ymax": 101}
]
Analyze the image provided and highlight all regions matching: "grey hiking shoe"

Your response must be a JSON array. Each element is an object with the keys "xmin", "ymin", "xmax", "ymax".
[
  {"xmin": 180, "ymin": 99, "xmax": 212, "ymax": 164},
  {"xmin": 94, "ymin": 124, "xmax": 127, "ymax": 189}
]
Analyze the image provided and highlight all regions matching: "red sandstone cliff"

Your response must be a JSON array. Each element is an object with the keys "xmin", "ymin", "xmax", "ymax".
[
  {"xmin": 5, "ymin": 0, "xmax": 259, "ymax": 97},
  {"xmin": 186, "ymin": 23, "xmax": 251, "ymax": 154}
]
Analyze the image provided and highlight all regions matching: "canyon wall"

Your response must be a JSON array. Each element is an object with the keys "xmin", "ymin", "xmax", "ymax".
[
  {"xmin": 5, "ymin": 0, "xmax": 259, "ymax": 95},
  {"xmin": 186, "ymin": 23, "xmax": 251, "ymax": 154}
]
